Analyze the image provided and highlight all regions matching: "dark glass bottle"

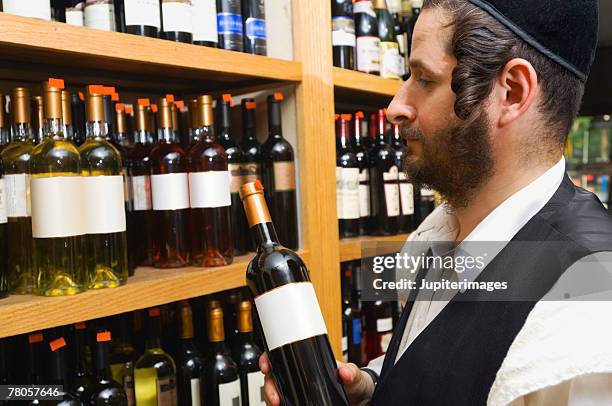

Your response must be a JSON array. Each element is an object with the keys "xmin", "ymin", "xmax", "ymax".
[
  {"xmin": 0, "ymin": 95, "xmax": 9, "ymax": 154},
  {"xmin": 188, "ymin": 95, "xmax": 233, "ymax": 267},
  {"xmin": 192, "ymin": 0, "xmax": 218, "ymax": 47},
  {"xmin": 241, "ymin": 99, "xmax": 262, "ymax": 253},
  {"xmin": 0, "ymin": 339, "xmax": 8, "ymax": 389},
  {"xmin": 363, "ymin": 299, "xmax": 393, "ymax": 363},
  {"xmin": 43, "ymin": 332, "xmax": 81, "ymax": 406},
  {"xmin": 389, "ymin": 124, "xmax": 414, "ymax": 233},
  {"xmin": 242, "ymin": 0, "xmax": 266, "ymax": 55},
  {"xmin": 233, "ymin": 300, "xmax": 265, "ymax": 406},
  {"xmin": 261, "ymin": 93, "xmax": 298, "ymax": 249},
  {"xmin": 331, "ymin": 0, "xmax": 355, "ymax": 70},
  {"xmin": 217, "ymin": 95, "xmax": 249, "ymax": 256},
  {"xmin": 354, "ymin": 0, "xmax": 380, "ymax": 75},
  {"xmin": 149, "ymin": 98, "xmax": 190, "ymax": 268},
  {"xmin": 114, "ymin": 0, "xmax": 161, "ymax": 38},
  {"xmin": 0, "ymin": 158, "xmax": 7, "ymax": 300},
  {"xmin": 69, "ymin": 322, "xmax": 94, "ymax": 403},
  {"xmin": 352, "ymin": 112, "xmax": 371, "ymax": 236},
  {"xmin": 160, "ymin": 0, "xmax": 193, "ymax": 43},
  {"xmin": 336, "ymin": 114, "xmax": 360, "ymax": 238},
  {"xmin": 241, "ymin": 181, "xmax": 349, "ymax": 405},
  {"xmin": 32, "ymin": 96, "xmax": 44, "ymax": 144},
  {"xmin": 89, "ymin": 330, "xmax": 129, "ymax": 406},
  {"xmin": 71, "ymin": 92, "xmax": 87, "ymax": 147},
  {"xmin": 342, "ymin": 262, "xmax": 364, "ymax": 366},
  {"xmin": 368, "ymin": 109, "xmax": 399, "ymax": 235},
  {"xmin": 109, "ymin": 314, "xmax": 139, "ymax": 406},
  {"xmin": 375, "ymin": 0, "xmax": 401, "ymax": 79},
  {"xmin": 204, "ymin": 306, "xmax": 241, "ymax": 406},
  {"xmin": 223, "ymin": 290, "xmax": 241, "ymax": 349},
  {"xmin": 51, "ymin": 0, "xmax": 67, "ymax": 22},
  {"xmin": 176, "ymin": 301, "xmax": 204, "ymax": 406},
  {"xmin": 217, "ymin": 0, "xmax": 244, "ymax": 51},
  {"xmin": 128, "ymin": 102, "xmax": 155, "ymax": 267},
  {"xmin": 26, "ymin": 332, "xmax": 45, "ymax": 388}
]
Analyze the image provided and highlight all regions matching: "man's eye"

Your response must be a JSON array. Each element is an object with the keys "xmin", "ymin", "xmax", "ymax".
[{"xmin": 417, "ymin": 78, "xmax": 431, "ymax": 87}]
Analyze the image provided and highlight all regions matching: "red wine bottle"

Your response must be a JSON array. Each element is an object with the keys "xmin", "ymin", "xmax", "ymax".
[
  {"xmin": 114, "ymin": 0, "xmax": 161, "ymax": 38},
  {"xmin": 389, "ymin": 123, "xmax": 414, "ymax": 233},
  {"xmin": 241, "ymin": 181, "xmax": 349, "ymax": 405},
  {"xmin": 354, "ymin": 0, "xmax": 380, "ymax": 74},
  {"xmin": 0, "ymin": 159, "xmax": 7, "ymax": 299},
  {"xmin": 331, "ymin": 0, "xmax": 355, "ymax": 69},
  {"xmin": 336, "ymin": 114, "xmax": 360, "ymax": 238},
  {"xmin": 89, "ymin": 330, "xmax": 129, "ymax": 405},
  {"xmin": 363, "ymin": 299, "xmax": 393, "ymax": 362},
  {"xmin": 352, "ymin": 111, "xmax": 371, "ymax": 236}
]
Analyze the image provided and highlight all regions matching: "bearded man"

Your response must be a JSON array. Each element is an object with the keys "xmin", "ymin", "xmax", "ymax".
[{"xmin": 261, "ymin": 0, "xmax": 612, "ymax": 405}]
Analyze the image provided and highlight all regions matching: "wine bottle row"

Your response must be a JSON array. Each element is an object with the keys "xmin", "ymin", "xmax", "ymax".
[
  {"xmin": 0, "ymin": 0, "xmax": 267, "ymax": 55},
  {"xmin": 331, "ymin": 0, "xmax": 422, "ymax": 79},
  {"xmin": 0, "ymin": 80, "xmax": 299, "ymax": 299},
  {"xmin": 0, "ymin": 289, "xmax": 266, "ymax": 406},
  {"xmin": 335, "ymin": 108, "xmax": 434, "ymax": 238}
]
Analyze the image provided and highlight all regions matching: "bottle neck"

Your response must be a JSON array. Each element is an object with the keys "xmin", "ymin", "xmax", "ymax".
[
  {"xmin": 44, "ymin": 118, "xmax": 65, "ymax": 139},
  {"xmin": 74, "ymin": 329, "xmax": 88, "ymax": 374},
  {"xmin": 158, "ymin": 127, "xmax": 179, "ymax": 144},
  {"xmin": 95, "ymin": 341, "xmax": 112, "ymax": 380},
  {"xmin": 134, "ymin": 130, "xmax": 151, "ymax": 145},
  {"xmin": 353, "ymin": 117, "xmax": 363, "ymax": 147},
  {"xmin": 267, "ymin": 101, "xmax": 283, "ymax": 139},
  {"xmin": 336, "ymin": 119, "xmax": 351, "ymax": 149},
  {"xmin": 377, "ymin": 111, "xmax": 387, "ymax": 143},
  {"xmin": 243, "ymin": 108, "xmax": 256, "ymax": 141},
  {"xmin": 86, "ymin": 120, "xmax": 109, "ymax": 139},
  {"xmin": 251, "ymin": 222, "xmax": 280, "ymax": 248},
  {"xmin": 220, "ymin": 103, "xmax": 232, "ymax": 136},
  {"xmin": 199, "ymin": 125, "xmax": 216, "ymax": 143},
  {"xmin": 11, "ymin": 123, "xmax": 32, "ymax": 142},
  {"xmin": 146, "ymin": 317, "xmax": 162, "ymax": 349},
  {"xmin": 49, "ymin": 347, "xmax": 69, "ymax": 385}
]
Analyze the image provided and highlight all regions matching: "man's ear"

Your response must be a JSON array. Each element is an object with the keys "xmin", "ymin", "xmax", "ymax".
[{"xmin": 496, "ymin": 58, "xmax": 538, "ymax": 127}]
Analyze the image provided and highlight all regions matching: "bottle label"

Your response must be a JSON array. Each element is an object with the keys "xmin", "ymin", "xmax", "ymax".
[
  {"xmin": 84, "ymin": 0, "xmax": 116, "ymax": 32},
  {"xmin": 151, "ymin": 173, "xmax": 189, "ymax": 211},
  {"xmin": 380, "ymin": 41, "xmax": 403, "ymax": 79},
  {"xmin": 162, "ymin": 0, "xmax": 193, "ymax": 33},
  {"xmin": 192, "ymin": 0, "xmax": 217, "ymax": 42},
  {"xmin": 273, "ymin": 161, "xmax": 296, "ymax": 192},
  {"xmin": 65, "ymin": 3, "xmax": 85, "ymax": 26},
  {"xmin": 218, "ymin": 379, "xmax": 241, "ymax": 406},
  {"xmin": 158, "ymin": 377, "xmax": 177, "ymax": 406},
  {"xmin": 383, "ymin": 166, "xmax": 400, "ymax": 217},
  {"xmin": 228, "ymin": 163, "xmax": 245, "ymax": 194},
  {"xmin": 342, "ymin": 336, "xmax": 348, "ymax": 352},
  {"xmin": 246, "ymin": 17, "xmax": 267, "ymax": 40},
  {"xmin": 353, "ymin": 0, "xmax": 376, "ymax": 16},
  {"xmin": 188, "ymin": 170, "xmax": 231, "ymax": 208},
  {"xmin": 332, "ymin": 16, "xmax": 355, "ymax": 47},
  {"xmin": 31, "ymin": 176, "xmax": 85, "ymax": 238},
  {"xmin": 190, "ymin": 378, "xmax": 201, "ymax": 406},
  {"xmin": 0, "ymin": 179, "xmax": 7, "ymax": 224},
  {"xmin": 131, "ymin": 175, "xmax": 153, "ymax": 211},
  {"xmin": 399, "ymin": 173, "xmax": 414, "ymax": 216},
  {"xmin": 243, "ymin": 162, "xmax": 261, "ymax": 183},
  {"xmin": 336, "ymin": 167, "xmax": 360, "ymax": 220},
  {"xmin": 381, "ymin": 331, "xmax": 393, "ymax": 353},
  {"xmin": 135, "ymin": 368, "xmax": 158, "ymax": 406},
  {"xmin": 217, "ymin": 12, "xmax": 242, "ymax": 35},
  {"xmin": 356, "ymin": 36, "xmax": 380, "ymax": 73},
  {"xmin": 82, "ymin": 175, "xmax": 127, "ymax": 234},
  {"xmin": 359, "ymin": 169, "xmax": 370, "ymax": 217},
  {"xmin": 247, "ymin": 371, "xmax": 266, "ymax": 406},
  {"xmin": 352, "ymin": 318, "xmax": 362, "ymax": 344},
  {"xmin": 5, "ymin": 174, "xmax": 31, "ymax": 218},
  {"xmin": 125, "ymin": 0, "xmax": 161, "ymax": 29},
  {"xmin": 2, "ymin": 0, "xmax": 52, "ymax": 21},
  {"xmin": 254, "ymin": 282, "xmax": 328, "ymax": 351},
  {"xmin": 377, "ymin": 317, "xmax": 393, "ymax": 332}
]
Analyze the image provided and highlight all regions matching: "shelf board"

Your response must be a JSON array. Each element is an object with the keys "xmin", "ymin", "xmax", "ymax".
[
  {"xmin": 0, "ymin": 13, "xmax": 301, "ymax": 92},
  {"xmin": 333, "ymin": 67, "xmax": 403, "ymax": 106},
  {"xmin": 339, "ymin": 234, "xmax": 409, "ymax": 262},
  {"xmin": 0, "ymin": 251, "xmax": 309, "ymax": 338}
]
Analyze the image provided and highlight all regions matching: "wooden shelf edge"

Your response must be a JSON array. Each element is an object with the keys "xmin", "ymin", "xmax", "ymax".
[
  {"xmin": 0, "ymin": 250, "xmax": 309, "ymax": 338},
  {"xmin": 332, "ymin": 67, "xmax": 403, "ymax": 97},
  {"xmin": 0, "ymin": 13, "xmax": 302, "ymax": 84},
  {"xmin": 339, "ymin": 234, "xmax": 409, "ymax": 262}
]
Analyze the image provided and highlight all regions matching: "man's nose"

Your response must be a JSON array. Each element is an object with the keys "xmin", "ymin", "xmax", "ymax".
[{"xmin": 386, "ymin": 84, "xmax": 417, "ymax": 126}]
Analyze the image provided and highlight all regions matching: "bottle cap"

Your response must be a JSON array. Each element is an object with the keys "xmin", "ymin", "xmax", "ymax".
[
  {"xmin": 239, "ymin": 180, "xmax": 272, "ymax": 227},
  {"xmin": 11, "ymin": 87, "xmax": 31, "ymax": 125}
]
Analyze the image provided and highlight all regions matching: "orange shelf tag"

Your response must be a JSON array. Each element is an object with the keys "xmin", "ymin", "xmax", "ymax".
[
  {"xmin": 97, "ymin": 331, "xmax": 112, "ymax": 342},
  {"xmin": 28, "ymin": 332, "xmax": 43, "ymax": 344}
]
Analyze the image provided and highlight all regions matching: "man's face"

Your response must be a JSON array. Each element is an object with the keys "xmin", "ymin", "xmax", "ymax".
[{"xmin": 387, "ymin": 7, "xmax": 494, "ymax": 208}]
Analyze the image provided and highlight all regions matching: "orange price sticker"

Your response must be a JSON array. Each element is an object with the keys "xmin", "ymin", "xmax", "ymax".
[
  {"xmin": 334, "ymin": 114, "xmax": 340, "ymax": 120},
  {"xmin": 75, "ymin": 322, "xmax": 87, "ymax": 330},
  {"xmin": 125, "ymin": 104, "xmax": 134, "ymax": 114},
  {"xmin": 245, "ymin": 101, "xmax": 256, "ymax": 110},
  {"xmin": 112, "ymin": 93, "xmax": 120, "ymax": 102},
  {"xmin": 28, "ymin": 332, "xmax": 43, "ymax": 344},
  {"xmin": 104, "ymin": 86, "xmax": 116, "ymax": 95},
  {"xmin": 48, "ymin": 78, "xmax": 65, "ymax": 89},
  {"xmin": 138, "ymin": 98, "xmax": 151, "ymax": 107},
  {"xmin": 341, "ymin": 114, "xmax": 352, "ymax": 120},
  {"xmin": 165, "ymin": 94, "xmax": 175, "ymax": 103},
  {"xmin": 88, "ymin": 85, "xmax": 105, "ymax": 95},
  {"xmin": 175, "ymin": 100, "xmax": 185, "ymax": 110},
  {"xmin": 97, "ymin": 331, "xmax": 112, "ymax": 342},
  {"xmin": 356, "ymin": 111, "xmax": 364, "ymax": 119},
  {"xmin": 49, "ymin": 337, "xmax": 67, "ymax": 352},
  {"xmin": 222, "ymin": 94, "xmax": 234, "ymax": 107},
  {"xmin": 151, "ymin": 104, "xmax": 158, "ymax": 113},
  {"xmin": 149, "ymin": 308, "xmax": 161, "ymax": 317},
  {"xmin": 116, "ymin": 103, "xmax": 125, "ymax": 111},
  {"xmin": 78, "ymin": 91, "xmax": 85, "ymax": 101},
  {"xmin": 273, "ymin": 92, "xmax": 284, "ymax": 101}
]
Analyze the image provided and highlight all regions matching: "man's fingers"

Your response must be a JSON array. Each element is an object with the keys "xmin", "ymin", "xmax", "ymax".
[
  {"xmin": 264, "ymin": 374, "xmax": 281, "ymax": 406},
  {"xmin": 338, "ymin": 362, "xmax": 358, "ymax": 385},
  {"xmin": 259, "ymin": 352, "xmax": 271, "ymax": 374}
]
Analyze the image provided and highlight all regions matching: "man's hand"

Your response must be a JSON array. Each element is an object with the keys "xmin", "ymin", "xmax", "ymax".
[{"xmin": 259, "ymin": 352, "xmax": 375, "ymax": 405}]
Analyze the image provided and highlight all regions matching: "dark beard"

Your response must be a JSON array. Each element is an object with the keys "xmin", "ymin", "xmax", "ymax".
[{"xmin": 402, "ymin": 112, "xmax": 494, "ymax": 209}]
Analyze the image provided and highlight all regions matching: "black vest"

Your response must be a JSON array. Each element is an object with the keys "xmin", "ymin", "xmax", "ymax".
[{"xmin": 371, "ymin": 175, "xmax": 612, "ymax": 406}]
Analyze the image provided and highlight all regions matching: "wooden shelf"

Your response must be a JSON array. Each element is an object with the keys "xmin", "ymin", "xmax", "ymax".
[
  {"xmin": 0, "ymin": 13, "xmax": 301, "ymax": 92},
  {"xmin": 0, "ymin": 251, "xmax": 309, "ymax": 338},
  {"xmin": 333, "ymin": 67, "xmax": 403, "ymax": 107},
  {"xmin": 339, "ymin": 234, "xmax": 409, "ymax": 262}
]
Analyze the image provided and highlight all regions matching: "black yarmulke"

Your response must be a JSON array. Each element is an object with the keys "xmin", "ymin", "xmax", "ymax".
[{"xmin": 467, "ymin": 0, "xmax": 598, "ymax": 81}]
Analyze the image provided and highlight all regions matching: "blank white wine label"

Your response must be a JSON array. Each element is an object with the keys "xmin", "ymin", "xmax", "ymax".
[
  {"xmin": 336, "ymin": 167, "xmax": 360, "ymax": 220},
  {"xmin": 255, "ymin": 282, "xmax": 328, "ymax": 351},
  {"xmin": 342, "ymin": 336, "xmax": 348, "ymax": 352},
  {"xmin": 192, "ymin": 0, "xmax": 217, "ymax": 42},
  {"xmin": 381, "ymin": 332, "xmax": 393, "ymax": 353},
  {"xmin": 162, "ymin": 0, "xmax": 193, "ymax": 34},
  {"xmin": 377, "ymin": 317, "xmax": 393, "ymax": 333},
  {"xmin": 247, "ymin": 371, "xmax": 266, "ymax": 406},
  {"xmin": 359, "ymin": 169, "xmax": 371, "ymax": 217},
  {"xmin": 131, "ymin": 175, "xmax": 152, "ymax": 211},
  {"xmin": 66, "ymin": 5, "xmax": 84, "ymax": 26},
  {"xmin": 124, "ymin": 0, "xmax": 161, "ymax": 28},
  {"xmin": 82, "ymin": 175, "xmax": 126, "ymax": 234},
  {"xmin": 5, "ymin": 174, "xmax": 31, "ymax": 218},
  {"xmin": 188, "ymin": 171, "xmax": 231, "ymax": 208},
  {"xmin": 190, "ymin": 378, "xmax": 201, "ymax": 406},
  {"xmin": 84, "ymin": 0, "xmax": 116, "ymax": 31},
  {"xmin": 151, "ymin": 173, "xmax": 189, "ymax": 211},
  {"xmin": 0, "ymin": 179, "xmax": 7, "ymax": 224},
  {"xmin": 273, "ymin": 161, "xmax": 296, "ymax": 192},
  {"xmin": 399, "ymin": 176, "xmax": 414, "ymax": 216},
  {"xmin": 2, "ymin": 0, "xmax": 52, "ymax": 20},
  {"xmin": 31, "ymin": 176, "xmax": 85, "ymax": 238},
  {"xmin": 218, "ymin": 379, "xmax": 241, "ymax": 406},
  {"xmin": 383, "ymin": 166, "xmax": 400, "ymax": 217}
]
